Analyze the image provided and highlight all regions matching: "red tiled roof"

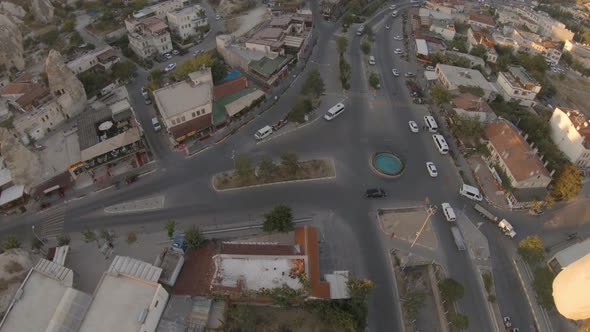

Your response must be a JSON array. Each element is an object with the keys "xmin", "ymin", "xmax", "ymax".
[
  {"xmin": 220, "ymin": 242, "xmax": 296, "ymax": 255},
  {"xmin": 0, "ymin": 82, "xmax": 36, "ymax": 96},
  {"xmin": 469, "ymin": 12, "xmax": 495, "ymax": 27},
  {"xmin": 171, "ymin": 242, "xmax": 218, "ymax": 296},
  {"xmin": 451, "ymin": 92, "xmax": 492, "ymax": 113},
  {"xmin": 295, "ymin": 226, "xmax": 331, "ymax": 299},
  {"xmin": 214, "ymin": 76, "xmax": 250, "ymax": 99},
  {"xmin": 15, "ymin": 84, "xmax": 50, "ymax": 109}
]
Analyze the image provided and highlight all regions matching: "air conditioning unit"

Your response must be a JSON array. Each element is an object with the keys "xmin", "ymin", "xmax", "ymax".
[{"xmin": 137, "ymin": 308, "xmax": 149, "ymax": 323}]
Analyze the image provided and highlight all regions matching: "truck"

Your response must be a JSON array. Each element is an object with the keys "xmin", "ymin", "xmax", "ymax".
[
  {"xmin": 450, "ymin": 226, "xmax": 467, "ymax": 251},
  {"xmin": 356, "ymin": 25, "xmax": 364, "ymax": 36},
  {"xmin": 473, "ymin": 204, "xmax": 498, "ymax": 222},
  {"xmin": 473, "ymin": 204, "xmax": 517, "ymax": 238}
]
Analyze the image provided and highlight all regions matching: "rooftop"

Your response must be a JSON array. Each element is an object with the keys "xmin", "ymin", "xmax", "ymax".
[
  {"xmin": 295, "ymin": 226, "xmax": 331, "ymax": 299},
  {"xmin": 77, "ymin": 106, "xmax": 113, "ymax": 150},
  {"xmin": 451, "ymin": 92, "xmax": 493, "ymax": 113},
  {"xmin": 80, "ymin": 126, "xmax": 142, "ymax": 161},
  {"xmin": 156, "ymin": 295, "xmax": 212, "ymax": 332},
  {"xmin": 249, "ymin": 55, "xmax": 293, "ymax": 78},
  {"xmin": 212, "ymin": 86, "xmax": 259, "ymax": 125},
  {"xmin": 469, "ymin": 12, "xmax": 495, "ymax": 26},
  {"xmin": 253, "ymin": 27, "xmax": 284, "ymax": 40},
  {"xmin": 141, "ymin": 16, "xmax": 169, "ymax": 34},
  {"xmin": 436, "ymin": 64, "xmax": 496, "ymax": 92},
  {"xmin": 37, "ymin": 127, "xmax": 80, "ymax": 185},
  {"xmin": 154, "ymin": 247, "xmax": 185, "ymax": 287},
  {"xmin": 556, "ymin": 107, "xmax": 590, "ymax": 147},
  {"xmin": 153, "ymin": 73, "xmax": 213, "ymax": 121},
  {"xmin": 551, "ymin": 238, "xmax": 590, "ymax": 269},
  {"xmin": 0, "ymin": 185, "xmax": 25, "ymax": 206},
  {"xmin": 502, "ymin": 65, "xmax": 540, "ymax": 89},
  {"xmin": 484, "ymin": 120, "xmax": 551, "ymax": 181},
  {"xmin": 67, "ymin": 47, "xmax": 115, "ymax": 69}
]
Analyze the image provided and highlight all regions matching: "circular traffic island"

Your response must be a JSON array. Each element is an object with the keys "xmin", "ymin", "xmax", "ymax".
[{"xmin": 371, "ymin": 152, "xmax": 404, "ymax": 178}]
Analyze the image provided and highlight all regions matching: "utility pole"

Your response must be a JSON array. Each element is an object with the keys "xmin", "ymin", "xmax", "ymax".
[
  {"xmin": 231, "ymin": 150, "xmax": 235, "ymax": 168},
  {"xmin": 411, "ymin": 205, "xmax": 438, "ymax": 248},
  {"xmin": 32, "ymin": 225, "xmax": 44, "ymax": 243}
]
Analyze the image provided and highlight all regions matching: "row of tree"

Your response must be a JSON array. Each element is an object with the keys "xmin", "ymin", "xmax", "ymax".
[{"xmin": 234, "ymin": 152, "xmax": 301, "ymax": 182}]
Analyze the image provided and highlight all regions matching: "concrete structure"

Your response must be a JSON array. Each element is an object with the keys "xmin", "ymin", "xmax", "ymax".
[
  {"xmin": 496, "ymin": 65, "xmax": 542, "ymax": 107},
  {"xmin": 435, "ymin": 64, "xmax": 497, "ymax": 100},
  {"xmin": 429, "ymin": 21, "xmax": 456, "ymax": 41},
  {"xmin": 550, "ymin": 107, "xmax": 590, "ymax": 171},
  {"xmin": 484, "ymin": 120, "xmax": 552, "ymax": 189},
  {"xmin": 466, "ymin": 26, "xmax": 497, "ymax": 63},
  {"xmin": 156, "ymin": 296, "xmax": 215, "ymax": 331},
  {"xmin": 0, "ymin": 259, "xmax": 92, "ymax": 332},
  {"xmin": 67, "ymin": 47, "xmax": 120, "ymax": 75},
  {"xmin": 445, "ymin": 50, "xmax": 485, "ymax": 68},
  {"xmin": 493, "ymin": 27, "xmax": 562, "ymax": 65},
  {"xmin": 564, "ymin": 40, "xmax": 590, "ymax": 67},
  {"xmin": 0, "ymin": 14, "xmax": 25, "ymax": 71},
  {"xmin": 468, "ymin": 12, "xmax": 495, "ymax": 30},
  {"xmin": 126, "ymin": 16, "xmax": 173, "ymax": 59},
  {"xmin": 451, "ymin": 92, "xmax": 496, "ymax": 123},
  {"xmin": 166, "ymin": 5, "xmax": 208, "ymax": 40},
  {"xmin": 133, "ymin": 0, "xmax": 188, "ymax": 20},
  {"xmin": 418, "ymin": 8, "xmax": 453, "ymax": 27},
  {"xmin": 79, "ymin": 256, "xmax": 169, "ymax": 332},
  {"xmin": 515, "ymin": 7, "xmax": 574, "ymax": 42},
  {"xmin": 548, "ymin": 238, "xmax": 590, "ymax": 273},
  {"xmin": 425, "ymin": 0, "xmax": 463, "ymax": 14},
  {"xmin": 153, "ymin": 68, "xmax": 213, "ymax": 142},
  {"xmin": 154, "ymin": 247, "xmax": 185, "ymax": 286}
]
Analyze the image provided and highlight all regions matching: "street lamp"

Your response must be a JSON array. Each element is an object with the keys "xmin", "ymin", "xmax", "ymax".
[
  {"xmin": 410, "ymin": 205, "xmax": 438, "ymax": 248},
  {"xmin": 231, "ymin": 150, "xmax": 235, "ymax": 168},
  {"xmin": 32, "ymin": 225, "xmax": 44, "ymax": 243}
]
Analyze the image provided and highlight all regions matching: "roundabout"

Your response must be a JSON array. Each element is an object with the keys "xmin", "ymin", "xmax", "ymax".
[{"xmin": 371, "ymin": 152, "xmax": 404, "ymax": 178}]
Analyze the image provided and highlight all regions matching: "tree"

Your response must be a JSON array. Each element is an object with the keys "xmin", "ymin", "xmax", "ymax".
[
  {"xmin": 41, "ymin": 30, "xmax": 59, "ymax": 46},
  {"xmin": 63, "ymin": 18, "xmax": 75, "ymax": 32},
  {"xmin": 561, "ymin": 51, "xmax": 573, "ymax": 66},
  {"xmin": 148, "ymin": 68, "xmax": 165, "ymax": 84},
  {"xmin": 439, "ymin": 278, "xmax": 464, "ymax": 303},
  {"xmin": 432, "ymin": 84, "xmax": 451, "ymax": 105},
  {"xmin": 288, "ymin": 97, "xmax": 313, "ymax": 123},
  {"xmin": 234, "ymin": 155, "xmax": 254, "ymax": 180},
  {"xmin": 281, "ymin": 152, "xmax": 299, "ymax": 176},
  {"xmin": 368, "ymin": 72, "xmax": 380, "ymax": 89},
  {"xmin": 165, "ymin": 220, "xmax": 176, "ymax": 239},
  {"xmin": 263, "ymin": 205, "xmax": 295, "ymax": 233},
  {"xmin": 111, "ymin": 61, "xmax": 137, "ymax": 81},
  {"xmin": 365, "ymin": 26, "xmax": 374, "ymax": 41},
  {"xmin": 31, "ymin": 237, "xmax": 43, "ymax": 250},
  {"xmin": 2, "ymin": 235, "xmax": 21, "ymax": 250},
  {"xmin": 349, "ymin": 0, "xmax": 362, "ymax": 14},
  {"xmin": 82, "ymin": 229, "xmax": 99, "ymax": 247},
  {"xmin": 454, "ymin": 114, "xmax": 483, "ymax": 139},
  {"xmin": 258, "ymin": 155, "xmax": 277, "ymax": 179},
  {"xmin": 361, "ymin": 41, "xmax": 371, "ymax": 55},
  {"xmin": 470, "ymin": 44, "xmax": 487, "ymax": 59},
  {"xmin": 174, "ymin": 53, "xmax": 217, "ymax": 78},
  {"xmin": 343, "ymin": 13, "xmax": 355, "ymax": 27},
  {"xmin": 57, "ymin": 234, "xmax": 71, "ymax": 246},
  {"xmin": 79, "ymin": 71, "xmax": 111, "ymax": 96},
  {"xmin": 458, "ymin": 85, "xmax": 485, "ymax": 97},
  {"xmin": 69, "ymin": 31, "xmax": 84, "ymax": 46},
  {"xmin": 336, "ymin": 36, "xmax": 348, "ymax": 55},
  {"xmin": 518, "ymin": 235, "xmax": 545, "ymax": 265},
  {"xmin": 301, "ymin": 69, "xmax": 325, "ymax": 100},
  {"xmin": 533, "ymin": 267, "xmax": 556, "ymax": 309},
  {"xmin": 184, "ymin": 225, "xmax": 204, "ymax": 249},
  {"xmin": 451, "ymin": 314, "xmax": 469, "ymax": 331},
  {"xmin": 100, "ymin": 229, "xmax": 115, "ymax": 245},
  {"xmin": 551, "ymin": 163, "xmax": 582, "ymax": 200},
  {"xmin": 403, "ymin": 290, "xmax": 426, "ymax": 320}
]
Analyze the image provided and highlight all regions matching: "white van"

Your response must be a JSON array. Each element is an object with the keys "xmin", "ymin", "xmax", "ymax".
[
  {"xmin": 255, "ymin": 125, "xmax": 273, "ymax": 140},
  {"xmin": 432, "ymin": 134, "xmax": 449, "ymax": 154},
  {"xmin": 324, "ymin": 103, "xmax": 345, "ymax": 121},
  {"xmin": 460, "ymin": 184, "xmax": 483, "ymax": 201},
  {"xmin": 424, "ymin": 115, "xmax": 438, "ymax": 132},
  {"xmin": 368, "ymin": 56, "xmax": 376, "ymax": 65},
  {"xmin": 441, "ymin": 203, "xmax": 456, "ymax": 222},
  {"xmin": 151, "ymin": 117, "xmax": 161, "ymax": 132},
  {"xmin": 356, "ymin": 25, "xmax": 364, "ymax": 36}
]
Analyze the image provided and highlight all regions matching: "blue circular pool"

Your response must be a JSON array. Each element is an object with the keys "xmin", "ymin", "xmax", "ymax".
[{"xmin": 372, "ymin": 152, "xmax": 403, "ymax": 177}]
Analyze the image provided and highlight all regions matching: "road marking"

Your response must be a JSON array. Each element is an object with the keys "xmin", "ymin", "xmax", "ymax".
[{"xmin": 37, "ymin": 206, "xmax": 66, "ymax": 241}]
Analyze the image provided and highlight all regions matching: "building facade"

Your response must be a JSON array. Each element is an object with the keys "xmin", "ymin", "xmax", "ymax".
[
  {"xmin": 564, "ymin": 40, "xmax": 590, "ymax": 67},
  {"xmin": 126, "ymin": 17, "xmax": 173, "ymax": 59},
  {"xmin": 435, "ymin": 64, "xmax": 497, "ymax": 100},
  {"xmin": 66, "ymin": 47, "xmax": 120, "ymax": 75},
  {"xmin": 515, "ymin": 7, "xmax": 574, "ymax": 42},
  {"xmin": 166, "ymin": 5, "xmax": 208, "ymax": 40},
  {"xmin": 550, "ymin": 107, "xmax": 590, "ymax": 170},
  {"xmin": 496, "ymin": 65, "xmax": 542, "ymax": 107}
]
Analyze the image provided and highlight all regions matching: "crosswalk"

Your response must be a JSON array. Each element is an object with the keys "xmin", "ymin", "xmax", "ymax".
[{"xmin": 36, "ymin": 206, "xmax": 65, "ymax": 242}]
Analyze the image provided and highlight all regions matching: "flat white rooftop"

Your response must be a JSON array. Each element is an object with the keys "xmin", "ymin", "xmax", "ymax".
[{"xmin": 213, "ymin": 255, "xmax": 305, "ymax": 291}]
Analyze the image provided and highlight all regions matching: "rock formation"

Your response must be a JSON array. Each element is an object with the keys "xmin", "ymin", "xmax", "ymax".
[
  {"xmin": 0, "ymin": 2, "xmax": 27, "ymax": 19},
  {"xmin": 0, "ymin": 13, "xmax": 25, "ymax": 71},
  {"xmin": 45, "ymin": 50, "xmax": 87, "ymax": 118},
  {"xmin": 30, "ymin": 0, "xmax": 54, "ymax": 24}
]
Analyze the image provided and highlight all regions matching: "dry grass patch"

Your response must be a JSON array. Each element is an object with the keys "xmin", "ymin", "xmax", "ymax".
[{"xmin": 213, "ymin": 159, "xmax": 335, "ymax": 190}]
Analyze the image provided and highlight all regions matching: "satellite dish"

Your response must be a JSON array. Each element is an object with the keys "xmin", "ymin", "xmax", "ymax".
[{"xmin": 98, "ymin": 121, "xmax": 113, "ymax": 131}]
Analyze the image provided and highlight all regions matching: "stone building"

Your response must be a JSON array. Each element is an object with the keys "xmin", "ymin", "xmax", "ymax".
[
  {"xmin": 0, "ymin": 13, "xmax": 25, "ymax": 71},
  {"xmin": 45, "ymin": 50, "xmax": 87, "ymax": 119}
]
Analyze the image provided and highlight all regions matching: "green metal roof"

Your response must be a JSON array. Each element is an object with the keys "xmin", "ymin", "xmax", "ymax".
[
  {"xmin": 212, "ymin": 86, "xmax": 260, "ymax": 125},
  {"xmin": 248, "ymin": 55, "xmax": 294, "ymax": 78}
]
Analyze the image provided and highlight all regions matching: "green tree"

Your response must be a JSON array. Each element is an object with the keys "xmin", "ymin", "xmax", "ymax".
[
  {"xmin": 301, "ymin": 69, "xmax": 325, "ymax": 100},
  {"xmin": 368, "ymin": 72, "xmax": 380, "ymax": 89},
  {"xmin": 533, "ymin": 267, "xmax": 556, "ymax": 309},
  {"xmin": 70, "ymin": 31, "xmax": 84, "ymax": 46},
  {"xmin": 263, "ymin": 205, "xmax": 295, "ymax": 233},
  {"xmin": 258, "ymin": 155, "xmax": 277, "ymax": 179},
  {"xmin": 361, "ymin": 41, "xmax": 371, "ymax": 55},
  {"xmin": 281, "ymin": 152, "xmax": 300, "ymax": 176},
  {"xmin": 365, "ymin": 25, "xmax": 374, "ymax": 41},
  {"xmin": 184, "ymin": 225, "xmax": 204, "ymax": 249},
  {"xmin": 339, "ymin": 56, "xmax": 351, "ymax": 90},
  {"xmin": 174, "ymin": 53, "xmax": 217, "ymax": 78},
  {"xmin": 432, "ymin": 84, "xmax": 451, "ymax": 105},
  {"xmin": 82, "ymin": 229, "xmax": 99, "ymax": 247},
  {"xmin": 349, "ymin": 0, "xmax": 362, "ymax": 14},
  {"xmin": 288, "ymin": 97, "xmax": 313, "ymax": 123},
  {"xmin": 31, "ymin": 237, "xmax": 43, "ymax": 250},
  {"xmin": 148, "ymin": 68, "xmax": 165, "ymax": 84},
  {"xmin": 451, "ymin": 314, "xmax": 469, "ymax": 331},
  {"xmin": 561, "ymin": 50, "xmax": 574, "ymax": 66},
  {"xmin": 2, "ymin": 235, "xmax": 21, "ymax": 250},
  {"xmin": 454, "ymin": 114, "xmax": 483, "ymax": 139},
  {"xmin": 336, "ymin": 36, "xmax": 348, "ymax": 55},
  {"xmin": 235, "ymin": 155, "xmax": 254, "ymax": 180},
  {"xmin": 78, "ymin": 71, "xmax": 111, "ymax": 96},
  {"xmin": 165, "ymin": 220, "xmax": 176, "ymax": 239},
  {"xmin": 470, "ymin": 44, "xmax": 487, "ymax": 59},
  {"xmin": 343, "ymin": 13, "xmax": 355, "ymax": 27},
  {"xmin": 403, "ymin": 290, "xmax": 426, "ymax": 320},
  {"xmin": 518, "ymin": 235, "xmax": 545, "ymax": 265},
  {"xmin": 458, "ymin": 85, "xmax": 485, "ymax": 97},
  {"xmin": 63, "ymin": 18, "xmax": 75, "ymax": 32},
  {"xmin": 41, "ymin": 30, "xmax": 59, "ymax": 46},
  {"xmin": 551, "ymin": 163, "xmax": 583, "ymax": 200},
  {"xmin": 111, "ymin": 61, "xmax": 137, "ymax": 81},
  {"xmin": 439, "ymin": 278, "xmax": 464, "ymax": 303},
  {"xmin": 57, "ymin": 234, "xmax": 71, "ymax": 246}
]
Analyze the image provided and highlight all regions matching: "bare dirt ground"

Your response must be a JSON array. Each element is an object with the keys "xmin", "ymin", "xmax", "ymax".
[
  {"xmin": 379, "ymin": 207, "xmax": 438, "ymax": 250},
  {"xmin": 225, "ymin": 304, "xmax": 339, "ymax": 331},
  {"xmin": 548, "ymin": 71, "xmax": 590, "ymax": 115},
  {"xmin": 0, "ymin": 128, "xmax": 42, "ymax": 191},
  {"xmin": 0, "ymin": 249, "xmax": 37, "ymax": 314},
  {"xmin": 225, "ymin": 6, "xmax": 270, "ymax": 36}
]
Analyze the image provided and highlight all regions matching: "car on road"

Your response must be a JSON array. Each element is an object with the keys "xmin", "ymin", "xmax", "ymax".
[
  {"xmin": 324, "ymin": 103, "xmax": 345, "ymax": 120},
  {"xmin": 394, "ymin": 48, "xmax": 403, "ymax": 54},
  {"xmin": 144, "ymin": 97, "xmax": 152, "ymax": 105},
  {"xmin": 172, "ymin": 49, "xmax": 180, "ymax": 56},
  {"xmin": 385, "ymin": 25, "xmax": 390, "ymax": 29},
  {"xmin": 366, "ymin": 188, "xmax": 386, "ymax": 198},
  {"xmin": 425, "ymin": 65, "xmax": 435, "ymax": 71},
  {"xmin": 255, "ymin": 125, "xmax": 273, "ymax": 140},
  {"xmin": 141, "ymin": 87, "xmax": 148, "ymax": 98},
  {"xmin": 389, "ymin": 4, "xmax": 397, "ymax": 9},
  {"xmin": 215, "ymin": 15, "xmax": 221, "ymax": 20},
  {"xmin": 409, "ymin": 121, "xmax": 419, "ymax": 132},
  {"xmin": 165, "ymin": 63, "xmax": 177, "ymax": 72},
  {"xmin": 164, "ymin": 53, "xmax": 172, "ymax": 60},
  {"xmin": 193, "ymin": 50, "xmax": 203, "ymax": 56},
  {"xmin": 393, "ymin": 35, "xmax": 403, "ymax": 40},
  {"xmin": 404, "ymin": 72, "xmax": 415, "ymax": 77},
  {"xmin": 441, "ymin": 203, "xmax": 456, "ymax": 222},
  {"xmin": 426, "ymin": 162, "xmax": 438, "ymax": 177},
  {"xmin": 391, "ymin": 13, "xmax": 397, "ymax": 17},
  {"xmin": 392, "ymin": 69, "xmax": 399, "ymax": 76}
]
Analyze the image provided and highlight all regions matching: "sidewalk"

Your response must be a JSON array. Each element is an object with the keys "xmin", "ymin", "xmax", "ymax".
[{"xmin": 512, "ymin": 257, "xmax": 553, "ymax": 332}]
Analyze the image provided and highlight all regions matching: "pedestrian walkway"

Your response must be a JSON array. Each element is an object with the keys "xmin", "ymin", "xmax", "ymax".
[{"xmin": 35, "ymin": 206, "xmax": 66, "ymax": 242}]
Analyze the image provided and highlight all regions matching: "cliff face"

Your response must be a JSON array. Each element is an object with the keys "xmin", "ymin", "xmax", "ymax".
[
  {"xmin": 0, "ymin": 2, "xmax": 27, "ymax": 19},
  {"xmin": 30, "ymin": 0, "xmax": 54, "ymax": 24},
  {"xmin": 0, "ymin": 13, "xmax": 25, "ymax": 71},
  {"xmin": 45, "ymin": 50, "xmax": 87, "ymax": 118}
]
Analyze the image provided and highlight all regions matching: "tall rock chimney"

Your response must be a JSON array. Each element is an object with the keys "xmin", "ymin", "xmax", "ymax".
[{"xmin": 45, "ymin": 50, "xmax": 87, "ymax": 119}]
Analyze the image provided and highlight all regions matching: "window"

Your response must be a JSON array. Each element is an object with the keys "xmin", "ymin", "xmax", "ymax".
[
  {"xmin": 181, "ymin": 116, "xmax": 186, "ymax": 121},
  {"xmin": 192, "ymin": 112, "xmax": 196, "ymax": 118},
  {"xmin": 171, "ymin": 119, "xmax": 176, "ymax": 125},
  {"xmin": 154, "ymin": 301, "xmax": 159, "ymax": 308}
]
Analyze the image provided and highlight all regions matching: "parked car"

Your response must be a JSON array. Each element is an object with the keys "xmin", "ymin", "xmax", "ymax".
[
  {"xmin": 425, "ymin": 65, "xmax": 435, "ymax": 71},
  {"xmin": 172, "ymin": 49, "xmax": 180, "ymax": 55},
  {"xmin": 392, "ymin": 69, "xmax": 399, "ymax": 77},
  {"xmin": 389, "ymin": 4, "xmax": 397, "ymax": 9},
  {"xmin": 394, "ymin": 48, "xmax": 403, "ymax": 54},
  {"xmin": 193, "ymin": 50, "xmax": 203, "ymax": 56},
  {"xmin": 385, "ymin": 25, "xmax": 390, "ymax": 29},
  {"xmin": 144, "ymin": 97, "xmax": 152, "ymax": 105},
  {"xmin": 408, "ymin": 121, "xmax": 419, "ymax": 133},
  {"xmin": 165, "ymin": 63, "xmax": 177, "ymax": 72},
  {"xmin": 426, "ymin": 162, "xmax": 438, "ymax": 177},
  {"xmin": 215, "ymin": 15, "xmax": 221, "ymax": 20},
  {"xmin": 164, "ymin": 53, "xmax": 172, "ymax": 60},
  {"xmin": 404, "ymin": 72, "xmax": 415, "ymax": 77},
  {"xmin": 394, "ymin": 35, "xmax": 403, "ymax": 40},
  {"xmin": 366, "ymin": 188, "xmax": 386, "ymax": 198},
  {"xmin": 141, "ymin": 87, "xmax": 148, "ymax": 98}
]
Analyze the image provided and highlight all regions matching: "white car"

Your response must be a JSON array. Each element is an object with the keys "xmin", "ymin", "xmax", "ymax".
[
  {"xmin": 392, "ymin": 69, "xmax": 399, "ymax": 76},
  {"xmin": 164, "ymin": 53, "xmax": 172, "ymax": 60},
  {"xmin": 215, "ymin": 15, "xmax": 221, "ymax": 20},
  {"xmin": 394, "ymin": 35, "xmax": 403, "ymax": 40},
  {"xmin": 392, "ymin": 13, "xmax": 397, "ymax": 17},
  {"xmin": 426, "ymin": 162, "xmax": 438, "ymax": 177},
  {"xmin": 404, "ymin": 72, "xmax": 415, "ymax": 77},
  {"xmin": 385, "ymin": 25, "xmax": 390, "ymax": 29},
  {"xmin": 409, "ymin": 121, "xmax": 419, "ymax": 133},
  {"xmin": 193, "ymin": 50, "xmax": 203, "ymax": 56},
  {"xmin": 425, "ymin": 65, "xmax": 435, "ymax": 71},
  {"xmin": 441, "ymin": 203, "xmax": 456, "ymax": 222},
  {"xmin": 141, "ymin": 87, "xmax": 148, "ymax": 98},
  {"xmin": 172, "ymin": 49, "xmax": 179, "ymax": 56},
  {"xmin": 394, "ymin": 48, "xmax": 403, "ymax": 54},
  {"xmin": 389, "ymin": 4, "xmax": 397, "ymax": 9},
  {"xmin": 165, "ymin": 63, "xmax": 176, "ymax": 72}
]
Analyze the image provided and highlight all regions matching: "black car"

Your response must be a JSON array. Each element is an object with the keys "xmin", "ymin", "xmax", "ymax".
[{"xmin": 366, "ymin": 188, "xmax": 386, "ymax": 198}]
